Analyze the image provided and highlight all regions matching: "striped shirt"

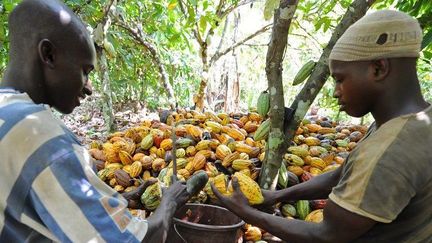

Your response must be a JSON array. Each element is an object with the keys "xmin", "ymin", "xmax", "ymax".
[
  {"xmin": 0, "ymin": 89, "xmax": 148, "ymax": 242},
  {"xmin": 330, "ymin": 105, "xmax": 432, "ymax": 242}
]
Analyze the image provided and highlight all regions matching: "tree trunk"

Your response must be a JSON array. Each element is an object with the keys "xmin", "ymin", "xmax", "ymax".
[
  {"xmin": 259, "ymin": 0, "xmax": 299, "ymax": 189},
  {"xmin": 232, "ymin": 10, "xmax": 241, "ymax": 112},
  {"xmin": 93, "ymin": 0, "xmax": 116, "ymax": 132},
  {"xmin": 195, "ymin": 44, "xmax": 209, "ymax": 111},
  {"xmin": 97, "ymin": 47, "xmax": 115, "ymax": 132}
]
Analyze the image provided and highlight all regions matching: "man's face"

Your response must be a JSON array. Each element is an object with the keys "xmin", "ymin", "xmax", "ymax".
[
  {"xmin": 329, "ymin": 60, "xmax": 379, "ymax": 117},
  {"xmin": 45, "ymin": 36, "xmax": 96, "ymax": 114}
]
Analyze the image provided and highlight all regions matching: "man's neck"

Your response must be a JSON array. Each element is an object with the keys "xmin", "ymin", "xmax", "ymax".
[
  {"xmin": 372, "ymin": 94, "xmax": 429, "ymax": 127},
  {"xmin": 1, "ymin": 64, "xmax": 47, "ymax": 104}
]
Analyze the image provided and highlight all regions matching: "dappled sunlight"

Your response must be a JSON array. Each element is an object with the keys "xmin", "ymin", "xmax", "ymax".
[
  {"xmin": 59, "ymin": 9, "xmax": 71, "ymax": 25},
  {"xmin": 74, "ymin": 178, "xmax": 95, "ymax": 197},
  {"xmin": 87, "ymin": 238, "xmax": 99, "ymax": 243},
  {"xmin": 415, "ymin": 112, "xmax": 431, "ymax": 125}
]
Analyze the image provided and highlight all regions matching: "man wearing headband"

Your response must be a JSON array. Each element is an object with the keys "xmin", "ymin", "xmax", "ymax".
[{"xmin": 212, "ymin": 10, "xmax": 432, "ymax": 242}]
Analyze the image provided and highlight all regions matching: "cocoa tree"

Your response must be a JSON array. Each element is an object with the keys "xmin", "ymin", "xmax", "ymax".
[
  {"xmin": 259, "ymin": 0, "xmax": 375, "ymax": 189},
  {"xmin": 258, "ymin": 0, "xmax": 299, "ymax": 189}
]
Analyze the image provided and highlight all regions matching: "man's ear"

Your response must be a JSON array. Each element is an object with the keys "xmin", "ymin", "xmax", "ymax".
[
  {"xmin": 38, "ymin": 39, "xmax": 56, "ymax": 69},
  {"xmin": 371, "ymin": 59, "xmax": 390, "ymax": 81}
]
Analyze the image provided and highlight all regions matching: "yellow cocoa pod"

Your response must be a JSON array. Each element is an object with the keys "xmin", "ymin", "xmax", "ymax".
[
  {"xmin": 195, "ymin": 140, "xmax": 212, "ymax": 151},
  {"xmin": 122, "ymin": 165, "xmax": 132, "ymax": 174},
  {"xmin": 232, "ymin": 159, "xmax": 252, "ymax": 171},
  {"xmin": 156, "ymin": 148, "xmax": 166, "ymax": 159},
  {"xmin": 234, "ymin": 142, "xmax": 254, "ymax": 155},
  {"xmin": 243, "ymin": 121, "xmax": 259, "ymax": 133},
  {"xmin": 239, "ymin": 168, "xmax": 251, "ymax": 177},
  {"xmin": 152, "ymin": 158, "xmax": 166, "ymax": 172},
  {"xmin": 178, "ymin": 168, "xmax": 191, "ymax": 179},
  {"xmin": 239, "ymin": 116, "xmax": 249, "ymax": 126},
  {"xmin": 288, "ymin": 165, "xmax": 304, "ymax": 176},
  {"xmin": 310, "ymin": 157, "xmax": 326, "ymax": 170},
  {"xmin": 185, "ymin": 125, "xmax": 202, "ymax": 141},
  {"xmin": 196, "ymin": 150, "xmax": 214, "ymax": 160},
  {"xmin": 227, "ymin": 127, "xmax": 246, "ymax": 141},
  {"xmin": 245, "ymin": 137, "xmax": 256, "ymax": 147},
  {"xmin": 129, "ymin": 161, "xmax": 143, "ymax": 178},
  {"xmin": 215, "ymin": 144, "xmax": 232, "ymax": 160},
  {"xmin": 217, "ymin": 112, "xmax": 229, "ymax": 120},
  {"xmin": 309, "ymin": 167, "xmax": 323, "ymax": 176},
  {"xmin": 114, "ymin": 185, "xmax": 125, "ymax": 192},
  {"xmin": 305, "ymin": 124, "xmax": 321, "ymax": 133},
  {"xmin": 149, "ymin": 146, "xmax": 158, "ymax": 155},
  {"xmin": 185, "ymin": 153, "xmax": 206, "ymax": 173},
  {"xmin": 186, "ymin": 146, "xmax": 197, "ymax": 157},
  {"xmin": 105, "ymin": 163, "xmax": 123, "ymax": 170},
  {"xmin": 140, "ymin": 134, "xmax": 154, "ymax": 150},
  {"xmin": 160, "ymin": 138, "xmax": 173, "ymax": 150},
  {"xmin": 305, "ymin": 209, "xmax": 324, "ymax": 223},
  {"xmin": 175, "ymin": 158, "xmax": 188, "ymax": 169},
  {"xmin": 239, "ymin": 153, "xmax": 249, "ymax": 160},
  {"xmin": 304, "ymin": 137, "xmax": 321, "ymax": 146},
  {"xmin": 288, "ymin": 146, "xmax": 310, "ymax": 158},
  {"xmin": 245, "ymin": 226, "xmax": 262, "ymax": 241},
  {"xmin": 318, "ymin": 127, "xmax": 336, "ymax": 134},
  {"xmin": 248, "ymin": 112, "xmax": 262, "ymax": 122},
  {"xmin": 209, "ymin": 139, "xmax": 220, "ymax": 150},
  {"xmin": 140, "ymin": 156, "xmax": 153, "ymax": 170},
  {"xmin": 284, "ymin": 154, "xmax": 304, "ymax": 166},
  {"xmin": 132, "ymin": 153, "xmax": 145, "ymax": 161},
  {"xmin": 119, "ymin": 151, "xmax": 133, "ymax": 165},
  {"xmin": 232, "ymin": 172, "xmax": 264, "ymax": 205},
  {"xmin": 142, "ymin": 170, "xmax": 152, "ymax": 180},
  {"xmin": 205, "ymin": 162, "xmax": 219, "ymax": 177},
  {"xmin": 175, "ymin": 148, "xmax": 186, "ymax": 158},
  {"xmin": 222, "ymin": 151, "xmax": 240, "ymax": 167},
  {"xmin": 258, "ymin": 152, "xmax": 265, "ymax": 162},
  {"xmin": 323, "ymin": 164, "xmax": 340, "ymax": 173},
  {"xmin": 205, "ymin": 121, "xmax": 222, "ymax": 133},
  {"xmin": 211, "ymin": 174, "xmax": 230, "ymax": 197}
]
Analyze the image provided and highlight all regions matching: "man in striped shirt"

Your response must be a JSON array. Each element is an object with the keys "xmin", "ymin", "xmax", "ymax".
[{"xmin": 0, "ymin": 0, "xmax": 191, "ymax": 242}]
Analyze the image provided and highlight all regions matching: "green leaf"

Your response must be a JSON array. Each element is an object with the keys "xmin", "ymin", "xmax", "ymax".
[
  {"xmin": 278, "ymin": 162, "xmax": 288, "ymax": 189},
  {"xmin": 168, "ymin": 0, "xmax": 178, "ymax": 10},
  {"xmin": 199, "ymin": 16, "xmax": 207, "ymax": 35},
  {"xmin": 4, "ymin": 0, "xmax": 20, "ymax": 12},
  {"xmin": 263, "ymin": 0, "xmax": 279, "ymax": 21},
  {"xmin": 422, "ymin": 30, "xmax": 432, "ymax": 50}
]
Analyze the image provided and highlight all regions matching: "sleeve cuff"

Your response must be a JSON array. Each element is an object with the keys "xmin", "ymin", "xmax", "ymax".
[{"xmin": 329, "ymin": 193, "xmax": 392, "ymax": 223}]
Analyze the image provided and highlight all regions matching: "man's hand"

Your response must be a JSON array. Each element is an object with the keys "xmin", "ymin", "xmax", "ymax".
[
  {"xmin": 122, "ymin": 178, "xmax": 157, "ymax": 209},
  {"xmin": 260, "ymin": 189, "xmax": 280, "ymax": 206},
  {"xmin": 161, "ymin": 180, "xmax": 191, "ymax": 210},
  {"xmin": 210, "ymin": 177, "xmax": 251, "ymax": 214},
  {"xmin": 253, "ymin": 189, "xmax": 280, "ymax": 213}
]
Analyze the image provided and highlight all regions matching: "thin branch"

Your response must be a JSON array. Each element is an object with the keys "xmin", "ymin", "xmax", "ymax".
[
  {"xmin": 216, "ymin": 17, "xmax": 230, "ymax": 54},
  {"xmin": 294, "ymin": 19, "xmax": 322, "ymax": 50},
  {"xmin": 114, "ymin": 20, "xmax": 177, "ymax": 108},
  {"xmin": 101, "ymin": 0, "xmax": 116, "ymax": 25},
  {"xmin": 242, "ymin": 43, "xmax": 269, "ymax": 47},
  {"xmin": 210, "ymin": 23, "xmax": 272, "ymax": 65},
  {"xmin": 220, "ymin": 0, "xmax": 255, "ymax": 19},
  {"xmin": 178, "ymin": 0, "xmax": 205, "ymax": 45},
  {"xmin": 72, "ymin": 0, "xmax": 92, "ymax": 14}
]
